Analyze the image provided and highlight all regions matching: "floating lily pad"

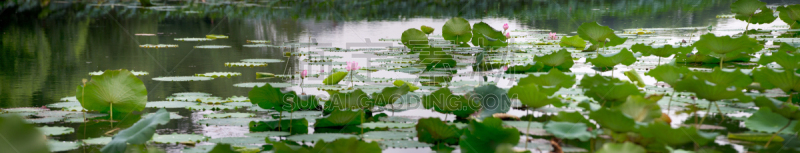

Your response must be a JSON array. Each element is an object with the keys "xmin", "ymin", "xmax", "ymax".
[
  {"xmin": 360, "ymin": 122, "xmax": 415, "ymax": 129},
  {"xmin": 172, "ymin": 92, "xmax": 213, "ymax": 97},
  {"xmin": 175, "ymin": 38, "xmax": 212, "ymax": 41},
  {"xmin": 38, "ymin": 126, "xmax": 75, "ymax": 136},
  {"xmin": 145, "ymin": 101, "xmax": 199, "ymax": 108},
  {"xmin": 207, "ymin": 137, "xmax": 267, "ymax": 145},
  {"xmin": 152, "ymin": 133, "xmax": 208, "ymax": 144},
  {"xmin": 89, "ymin": 70, "xmax": 149, "ymax": 76},
  {"xmin": 194, "ymin": 45, "xmax": 231, "ymax": 49},
  {"xmin": 362, "ymin": 131, "xmax": 415, "ymax": 140},
  {"xmin": 240, "ymin": 59, "xmax": 284, "ymax": 63},
  {"xmin": 47, "ymin": 101, "xmax": 81, "ymax": 108},
  {"xmin": 286, "ymin": 133, "xmax": 357, "ymax": 142},
  {"xmin": 2, "ymin": 107, "xmax": 49, "ymax": 113},
  {"xmin": 196, "ymin": 72, "xmax": 241, "ymax": 78},
  {"xmin": 82, "ymin": 137, "xmax": 113, "ymax": 145},
  {"xmin": 197, "ymin": 118, "xmax": 266, "ymax": 126},
  {"xmin": 244, "ymin": 131, "xmax": 291, "ymax": 137},
  {"xmin": 48, "ymin": 140, "xmax": 80, "ymax": 152},
  {"xmin": 234, "ymin": 82, "xmax": 293, "ymax": 88},
  {"xmin": 165, "ymin": 96, "xmax": 222, "ymax": 102},
  {"xmin": 60, "ymin": 96, "xmax": 78, "ymax": 102},
  {"xmin": 185, "ymin": 105, "xmax": 237, "ymax": 111},
  {"xmin": 139, "ymin": 44, "xmax": 178, "ymax": 48},
  {"xmin": 224, "ymin": 102, "xmax": 254, "ymax": 107},
  {"xmin": 143, "ymin": 112, "xmax": 183, "ymax": 119},
  {"xmin": 380, "ymin": 140, "xmax": 434, "ymax": 148},
  {"xmin": 152, "ymin": 76, "xmax": 213, "ymax": 81},
  {"xmin": 204, "ymin": 113, "xmax": 255, "ymax": 119},
  {"xmin": 225, "ymin": 62, "xmax": 268, "ymax": 67},
  {"xmin": 25, "ymin": 116, "xmax": 63, "ymax": 123}
]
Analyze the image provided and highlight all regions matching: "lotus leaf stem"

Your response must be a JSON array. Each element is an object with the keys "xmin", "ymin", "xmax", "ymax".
[{"xmin": 764, "ymin": 121, "xmax": 792, "ymax": 147}]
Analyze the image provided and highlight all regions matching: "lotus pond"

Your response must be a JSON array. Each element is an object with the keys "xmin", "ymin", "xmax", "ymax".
[{"xmin": 3, "ymin": 0, "xmax": 800, "ymax": 153}]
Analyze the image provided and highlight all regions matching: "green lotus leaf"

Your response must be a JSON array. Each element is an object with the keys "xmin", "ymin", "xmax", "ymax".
[
  {"xmin": 38, "ymin": 126, "xmax": 75, "ymax": 136},
  {"xmin": 285, "ymin": 133, "xmax": 357, "ymax": 143},
  {"xmin": 47, "ymin": 140, "xmax": 81, "ymax": 152},
  {"xmin": 674, "ymin": 51, "xmax": 753, "ymax": 63},
  {"xmin": 471, "ymin": 22, "xmax": 507, "ymax": 48},
  {"xmin": 731, "ymin": 0, "xmax": 776, "ymax": 24},
  {"xmin": 586, "ymin": 48, "xmax": 637, "ymax": 70},
  {"xmin": 645, "ymin": 64, "xmax": 691, "ymax": 86},
  {"xmin": 752, "ymin": 68, "xmax": 800, "ymax": 94},
  {"xmin": 416, "ymin": 118, "xmax": 462, "ymax": 145},
  {"xmin": 442, "ymin": 17, "xmax": 472, "ymax": 43},
  {"xmin": 459, "ymin": 117, "xmax": 519, "ymax": 153},
  {"xmin": 508, "ymin": 83, "xmax": 562, "ymax": 108},
  {"xmin": 692, "ymin": 68, "xmax": 753, "ymax": 88},
  {"xmin": 615, "ymin": 95, "xmax": 662, "ymax": 123},
  {"xmin": 0, "ymin": 114, "xmax": 50, "ymax": 153},
  {"xmin": 207, "ymin": 137, "xmax": 268, "ymax": 145},
  {"xmin": 552, "ymin": 111, "xmax": 595, "ymax": 128},
  {"xmin": 145, "ymin": 101, "xmax": 198, "ymax": 108},
  {"xmin": 401, "ymin": 28, "xmax": 430, "ymax": 50},
  {"xmin": 249, "ymin": 118, "xmax": 308, "ymax": 135},
  {"xmin": 637, "ymin": 122, "xmax": 719, "ymax": 146},
  {"xmin": 583, "ymin": 81, "xmax": 643, "ymax": 107},
  {"xmin": 323, "ymin": 72, "xmax": 349, "ymax": 85},
  {"xmin": 372, "ymin": 84, "xmax": 410, "ymax": 106},
  {"xmin": 559, "ymin": 35, "xmax": 586, "ymax": 49},
  {"xmin": 673, "ymin": 77, "xmax": 751, "ymax": 102},
  {"xmin": 325, "ymin": 89, "xmax": 373, "ymax": 112},
  {"xmin": 630, "ymin": 43, "xmax": 693, "ymax": 58},
  {"xmin": 380, "ymin": 140, "xmax": 434, "ymax": 148},
  {"xmin": 152, "ymin": 76, "xmax": 213, "ymax": 81},
  {"xmin": 693, "ymin": 34, "xmax": 762, "ymax": 56},
  {"xmin": 314, "ymin": 109, "xmax": 365, "ymax": 128},
  {"xmin": 544, "ymin": 121, "xmax": 594, "ymax": 141},
  {"xmin": 777, "ymin": 5, "xmax": 800, "ymax": 29},
  {"xmin": 198, "ymin": 118, "xmax": 267, "ymax": 127},
  {"xmin": 244, "ymin": 131, "xmax": 290, "ymax": 138},
  {"xmin": 249, "ymin": 83, "xmax": 317, "ymax": 112},
  {"xmin": 596, "ymin": 142, "xmax": 646, "ymax": 153},
  {"xmin": 518, "ymin": 69, "xmax": 576, "ymax": 95},
  {"xmin": 421, "ymin": 25, "xmax": 435, "ymax": 34},
  {"xmin": 392, "ymin": 80, "xmax": 419, "ymax": 91},
  {"xmin": 752, "ymin": 96, "xmax": 800, "ymax": 119},
  {"xmin": 778, "ymin": 42, "xmax": 799, "ymax": 53},
  {"xmin": 726, "ymin": 133, "xmax": 785, "ymax": 142},
  {"xmin": 471, "ymin": 85, "xmax": 512, "ymax": 118},
  {"xmin": 422, "ymin": 88, "xmax": 479, "ymax": 118},
  {"xmin": 624, "ymin": 69, "xmax": 645, "ymax": 87},
  {"xmin": 308, "ymin": 137, "xmax": 382, "ymax": 153},
  {"xmin": 536, "ymin": 49, "xmax": 575, "ymax": 71},
  {"xmin": 101, "ymin": 108, "xmax": 170, "ymax": 153},
  {"xmin": 361, "ymin": 131, "xmax": 414, "ymax": 140},
  {"xmin": 203, "ymin": 113, "xmax": 254, "ymax": 119},
  {"xmin": 77, "ymin": 69, "xmax": 147, "ymax": 114},
  {"xmin": 745, "ymin": 108, "xmax": 798, "ymax": 134},
  {"xmin": 577, "ymin": 22, "xmax": 627, "ymax": 48},
  {"xmin": 504, "ymin": 62, "xmax": 545, "ymax": 73},
  {"xmin": 589, "ymin": 107, "xmax": 638, "ymax": 132},
  {"xmin": 418, "ymin": 51, "xmax": 457, "ymax": 68},
  {"xmin": 151, "ymin": 133, "xmax": 208, "ymax": 144},
  {"xmin": 759, "ymin": 51, "xmax": 800, "ymax": 70}
]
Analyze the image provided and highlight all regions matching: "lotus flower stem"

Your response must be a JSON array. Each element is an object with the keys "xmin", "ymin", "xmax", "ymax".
[
  {"xmin": 697, "ymin": 101, "xmax": 713, "ymax": 126},
  {"xmin": 720, "ymin": 56, "xmax": 724, "ymax": 68},
  {"xmin": 765, "ymin": 121, "xmax": 792, "ymax": 147},
  {"xmin": 666, "ymin": 91, "xmax": 675, "ymax": 113},
  {"xmin": 110, "ymin": 103, "xmax": 113, "ymax": 127},
  {"xmin": 289, "ymin": 110, "xmax": 293, "ymax": 134},
  {"xmin": 279, "ymin": 111, "xmax": 283, "ymax": 131},
  {"xmin": 524, "ymin": 109, "xmax": 533, "ymax": 149},
  {"xmin": 744, "ymin": 17, "xmax": 752, "ymax": 35}
]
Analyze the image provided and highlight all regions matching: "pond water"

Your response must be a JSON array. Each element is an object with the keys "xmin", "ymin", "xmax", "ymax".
[{"xmin": 2, "ymin": 0, "xmax": 800, "ymax": 153}]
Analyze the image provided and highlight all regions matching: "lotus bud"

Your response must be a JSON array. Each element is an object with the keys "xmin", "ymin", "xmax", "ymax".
[
  {"xmin": 503, "ymin": 23, "xmax": 509, "ymax": 30},
  {"xmin": 301, "ymin": 70, "xmax": 307, "ymax": 78},
  {"xmin": 503, "ymin": 66, "xmax": 508, "ymax": 71},
  {"xmin": 549, "ymin": 32, "xmax": 558, "ymax": 40},
  {"xmin": 505, "ymin": 33, "xmax": 510, "ymax": 39}
]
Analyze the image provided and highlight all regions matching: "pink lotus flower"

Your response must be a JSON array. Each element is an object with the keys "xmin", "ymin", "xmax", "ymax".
[
  {"xmin": 320, "ymin": 69, "xmax": 325, "ymax": 73},
  {"xmin": 503, "ymin": 66, "xmax": 508, "ymax": 71},
  {"xmin": 346, "ymin": 61, "xmax": 360, "ymax": 71},
  {"xmin": 301, "ymin": 70, "xmax": 307, "ymax": 78},
  {"xmin": 549, "ymin": 32, "xmax": 558, "ymax": 40},
  {"xmin": 505, "ymin": 33, "xmax": 511, "ymax": 39},
  {"xmin": 503, "ymin": 23, "xmax": 509, "ymax": 30}
]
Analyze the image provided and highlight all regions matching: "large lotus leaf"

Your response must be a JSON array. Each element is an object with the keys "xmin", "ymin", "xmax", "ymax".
[
  {"xmin": 596, "ymin": 142, "xmax": 646, "ymax": 153},
  {"xmin": 536, "ymin": 49, "xmax": 575, "ymax": 71},
  {"xmin": 615, "ymin": 95, "xmax": 662, "ymax": 123},
  {"xmin": 745, "ymin": 108, "xmax": 798, "ymax": 134},
  {"xmin": 752, "ymin": 96, "xmax": 800, "ymax": 119},
  {"xmin": 325, "ymin": 89, "xmax": 373, "ymax": 111},
  {"xmin": 422, "ymin": 88, "xmax": 479, "ymax": 118},
  {"xmin": 692, "ymin": 68, "xmax": 753, "ymax": 88},
  {"xmin": 421, "ymin": 25, "xmax": 434, "ymax": 34},
  {"xmin": 777, "ymin": 5, "xmax": 800, "ymax": 29},
  {"xmin": 418, "ymin": 51, "xmax": 457, "ymax": 68},
  {"xmin": 314, "ymin": 109, "xmax": 364, "ymax": 128},
  {"xmin": 267, "ymin": 140, "xmax": 311, "ymax": 153},
  {"xmin": 544, "ymin": 121, "xmax": 594, "ymax": 141},
  {"xmin": 577, "ymin": 22, "xmax": 627, "ymax": 48},
  {"xmin": 249, "ymin": 83, "xmax": 312, "ymax": 112},
  {"xmin": 504, "ymin": 62, "xmax": 545, "ymax": 73},
  {"xmin": 459, "ymin": 117, "xmax": 520, "ymax": 153},
  {"xmin": 552, "ymin": 111, "xmax": 595, "ymax": 128},
  {"xmin": 471, "ymin": 22, "xmax": 507, "ymax": 48},
  {"xmin": 401, "ymin": 28, "xmax": 429, "ymax": 50},
  {"xmin": 323, "ymin": 72, "xmax": 348, "ymax": 85},
  {"xmin": 674, "ymin": 52, "xmax": 753, "ymax": 63},
  {"xmin": 0, "ymin": 115, "xmax": 50, "ymax": 153},
  {"xmin": 471, "ymin": 85, "xmax": 512, "ymax": 119},
  {"xmin": 77, "ymin": 69, "xmax": 147, "ymax": 113},
  {"xmin": 371, "ymin": 84, "xmax": 410, "ymax": 106},
  {"xmin": 392, "ymin": 80, "xmax": 419, "ymax": 91},
  {"xmin": 517, "ymin": 69, "xmax": 576, "ymax": 95},
  {"xmin": 508, "ymin": 83, "xmax": 562, "ymax": 108},
  {"xmin": 758, "ymin": 51, "xmax": 800, "ymax": 72},
  {"xmin": 589, "ymin": 108, "xmax": 638, "ymax": 132},
  {"xmin": 674, "ymin": 77, "xmax": 751, "ymax": 102},
  {"xmin": 637, "ymin": 122, "xmax": 719, "ymax": 146},
  {"xmin": 693, "ymin": 34, "xmax": 762, "ymax": 56},
  {"xmin": 645, "ymin": 64, "xmax": 691, "ymax": 86},
  {"xmin": 630, "ymin": 43, "xmax": 693, "ymax": 58},
  {"xmin": 286, "ymin": 133, "xmax": 357, "ymax": 142},
  {"xmin": 586, "ymin": 48, "xmax": 637, "ymax": 70},
  {"xmin": 101, "ymin": 108, "xmax": 170, "ymax": 153},
  {"xmin": 584, "ymin": 82, "xmax": 643, "ymax": 107},
  {"xmin": 441, "ymin": 17, "xmax": 472, "ymax": 43},
  {"xmin": 731, "ymin": 0, "xmax": 776, "ymax": 24},
  {"xmin": 308, "ymin": 137, "xmax": 382, "ymax": 153},
  {"xmin": 752, "ymin": 68, "xmax": 800, "ymax": 93},
  {"xmin": 249, "ymin": 118, "xmax": 309, "ymax": 135},
  {"xmin": 579, "ymin": 74, "xmax": 622, "ymax": 87},
  {"xmin": 778, "ymin": 42, "xmax": 799, "ymax": 53},
  {"xmin": 559, "ymin": 35, "xmax": 586, "ymax": 49},
  {"xmin": 416, "ymin": 118, "xmax": 462, "ymax": 145}
]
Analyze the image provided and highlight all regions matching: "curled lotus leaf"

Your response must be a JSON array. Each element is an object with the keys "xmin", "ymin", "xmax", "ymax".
[
  {"xmin": 559, "ymin": 35, "xmax": 586, "ymax": 49},
  {"xmin": 577, "ymin": 22, "xmax": 627, "ymax": 49}
]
